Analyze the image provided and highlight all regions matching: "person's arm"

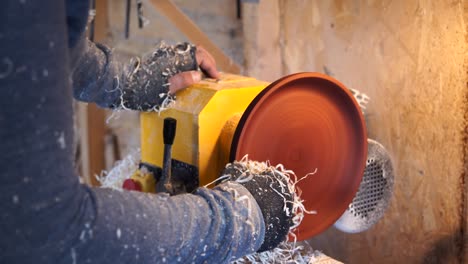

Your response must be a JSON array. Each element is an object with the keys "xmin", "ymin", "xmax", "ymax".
[
  {"xmin": 72, "ymin": 37, "xmax": 202, "ymax": 110},
  {"xmin": 0, "ymin": 1, "xmax": 264, "ymax": 263},
  {"xmin": 66, "ymin": 0, "xmax": 217, "ymax": 111}
]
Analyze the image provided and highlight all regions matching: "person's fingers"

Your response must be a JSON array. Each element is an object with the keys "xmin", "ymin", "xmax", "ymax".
[
  {"xmin": 168, "ymin": 71, "xmax": 202, "ymax": 94},
  {"xmin": 167, "ymin": 45, "xmax": 220, "ymax": 95},
  {"xmin": 196, "ymin": 45, "xmax": 221, "ymax": 79}
]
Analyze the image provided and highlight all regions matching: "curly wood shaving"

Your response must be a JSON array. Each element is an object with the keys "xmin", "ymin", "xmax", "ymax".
[
  {"xmin": 228, "ymin": 155, "xmax": 317, "ymax": 228},
  {"xmin": 222, "ymin": 155, "xmax": 319, "ymax": 263},
  {"xmin": 151, "ymin": 92, "xmax": 175, "ymax": 115},
  {"xmin": 96, "ymin": 150, "xmax": 140, "ymax": 190}
]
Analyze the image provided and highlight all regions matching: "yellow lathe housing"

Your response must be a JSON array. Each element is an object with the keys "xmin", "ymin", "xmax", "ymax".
[{"xmin": 139, "ymin": 73, "xmax": 268, "ymax": 190}]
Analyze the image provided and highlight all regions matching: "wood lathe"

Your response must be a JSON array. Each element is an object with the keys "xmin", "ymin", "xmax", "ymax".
[{"xmin": 122, "ymin": 72, "xmax": 371, "ymax": 242}]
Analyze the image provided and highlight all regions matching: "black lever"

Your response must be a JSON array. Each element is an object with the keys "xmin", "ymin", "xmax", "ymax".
[
  {"xmin": 159, "ymin": 118, "xmax": 177, "ymax": 194},
  {"xmin": 163, "ymin": 118, "xmax": 177, "ymax": 145}
]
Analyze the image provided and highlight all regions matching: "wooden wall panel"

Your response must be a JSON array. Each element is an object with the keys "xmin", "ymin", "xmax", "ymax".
[
  {"xmin": 84, "ymin": 0, "xmax": 110, "ymax": 186},
  {"xmin": 462, "ymin": 2, "xmax": 467, "ymax": 261},
  {"xmin": 243, "ymin": 0, "xmax": 467, "ymax": 263},
  {"xmin": 241, "ymin": 0, "xmax": 282, "ymax": 81}
]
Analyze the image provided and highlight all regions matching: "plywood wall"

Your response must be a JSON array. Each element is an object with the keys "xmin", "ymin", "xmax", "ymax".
[{"xmin": 243, "ymin": 0, "xmax": 467, "ymax": 263}]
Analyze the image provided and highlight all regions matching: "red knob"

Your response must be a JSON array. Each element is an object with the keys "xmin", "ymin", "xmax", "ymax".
[{"xmin": 122, "ymin": 179, "xmax": 142, "ymax": 192}]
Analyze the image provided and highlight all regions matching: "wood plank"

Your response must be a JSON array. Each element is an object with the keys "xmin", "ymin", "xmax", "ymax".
[
  {"xmin": 148, "ymin": 0, "xmax": 241, "ymax": 74},
  {"xmin": 86, "ymin": 104, "xmax": 106, "ymax": 186},
  {"xmin": 77, "ymin": 103, "xmax": 91, "ymax": 185},
  {"xmin": 462, "ymin": 0, "xmax": 467, "ymax": 258},
  {"xmin": 84, "ymin": 0, "xmax": 110, "ymax": 186}
]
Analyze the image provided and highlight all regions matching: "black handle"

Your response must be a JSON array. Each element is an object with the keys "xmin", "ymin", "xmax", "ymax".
[{"xmin": 163, "ymin": 118, "xmax": 177, "ymax": 145}]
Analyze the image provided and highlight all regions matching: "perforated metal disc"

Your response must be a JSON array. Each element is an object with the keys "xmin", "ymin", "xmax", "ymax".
[{"xmin": 334, "ymin": 139, "xmax": 394, "ymax": 233}]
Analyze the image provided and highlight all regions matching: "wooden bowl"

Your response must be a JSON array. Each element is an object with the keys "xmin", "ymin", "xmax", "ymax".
[{"xmin": 231, "ymin": 72, "xmax": 367, "ymax": 241}]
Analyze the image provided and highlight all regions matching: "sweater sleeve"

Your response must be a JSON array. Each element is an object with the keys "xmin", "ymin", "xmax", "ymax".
[
  {"xmin": 0, "ymin": 1, "xmax": 264, "ymax": 263},
  {"xmin": 65, "ymin": 0, "xmax": 198, "ymax": 110},
  {"xmin": 71, "ymin": 38, "xmax": 198, "ymax": 110}
]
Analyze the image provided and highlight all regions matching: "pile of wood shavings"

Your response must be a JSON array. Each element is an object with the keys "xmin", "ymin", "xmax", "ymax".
[{"xmin": 97, "ymin": 150, "xmax": 140, "ymax": 190}]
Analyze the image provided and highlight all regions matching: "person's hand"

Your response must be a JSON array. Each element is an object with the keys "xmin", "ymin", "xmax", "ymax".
[
  {"xmin": 168, "ymin": 45, "xmax": 221, "ymax": 94},
  {"xmin": 220, "ymin": 162, "xmax": 294, "ymax": 252}
]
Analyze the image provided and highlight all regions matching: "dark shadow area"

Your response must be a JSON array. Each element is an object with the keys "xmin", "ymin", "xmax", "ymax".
[{"xmin": 422, "ymin": 229, "xmax": 464, "ymax": 264}]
